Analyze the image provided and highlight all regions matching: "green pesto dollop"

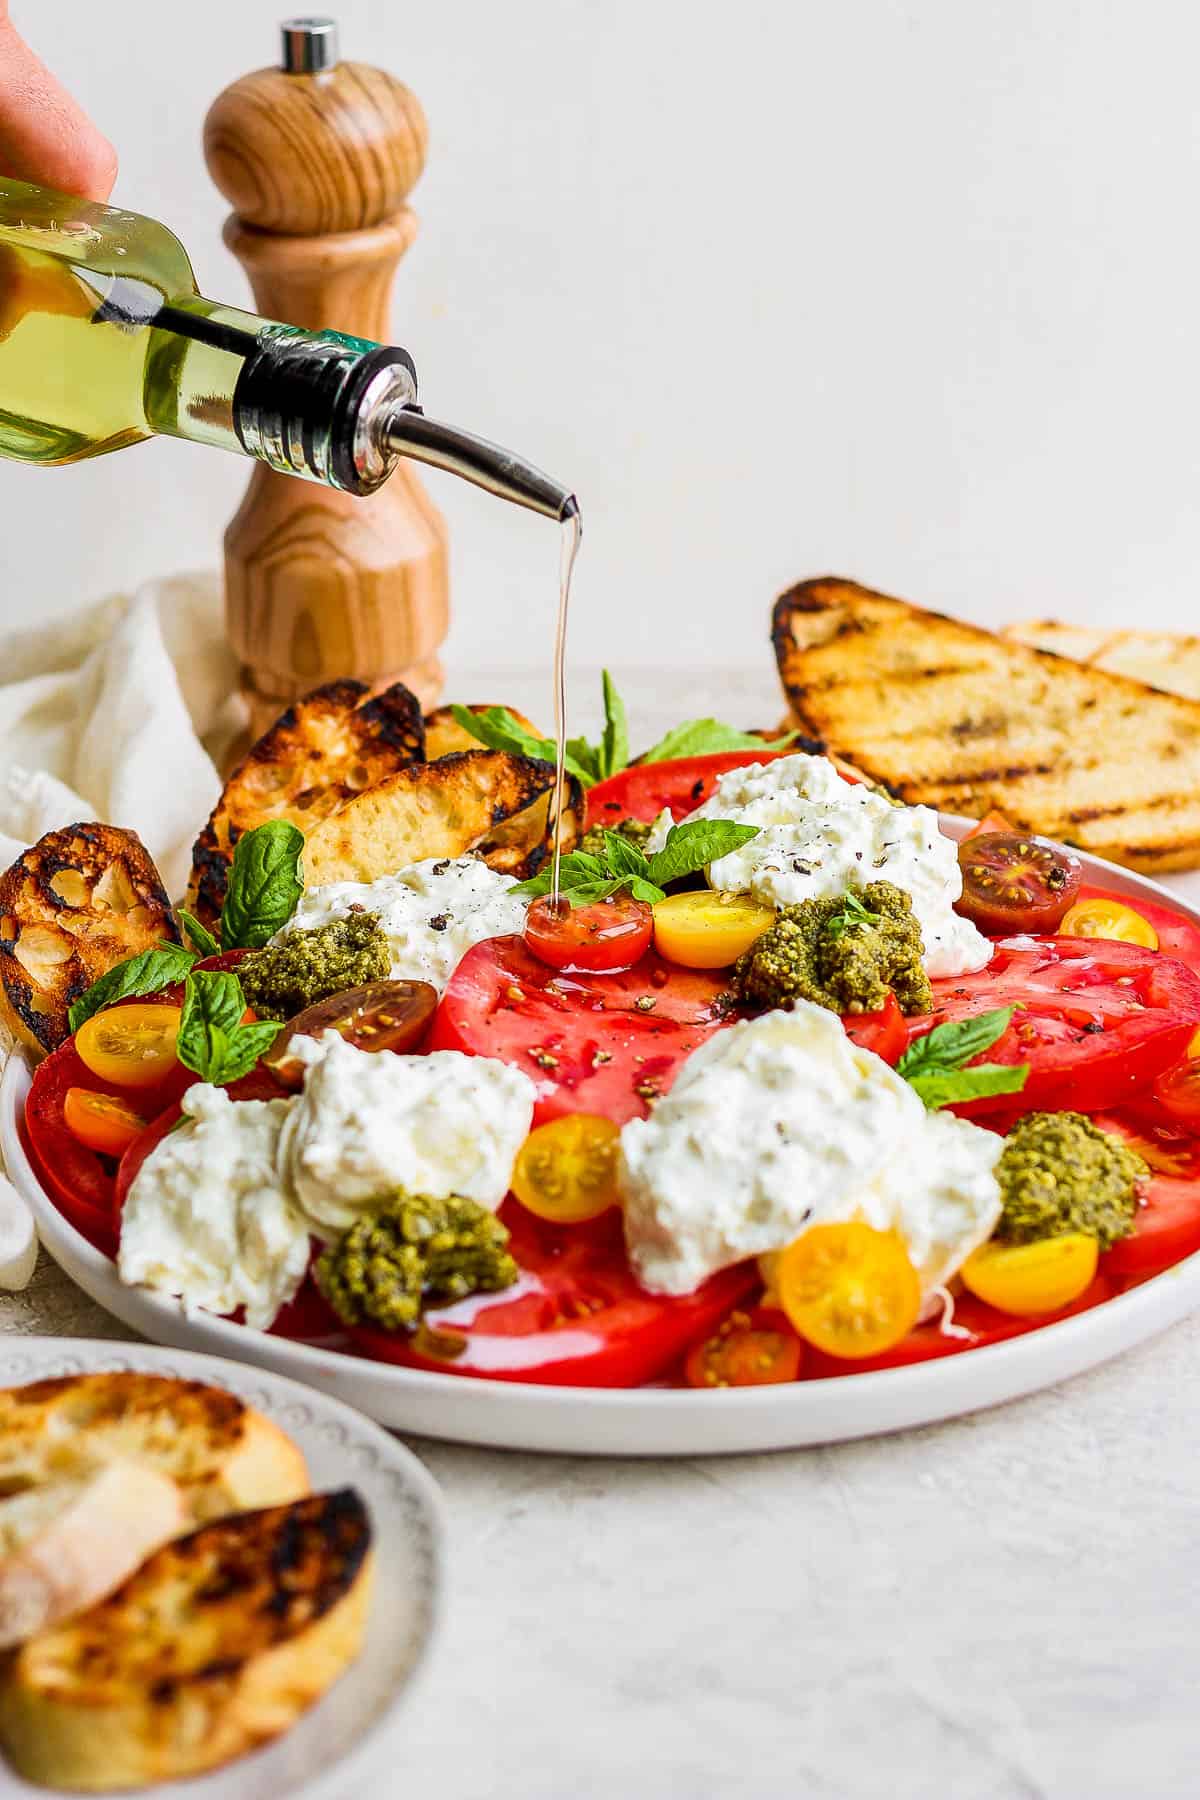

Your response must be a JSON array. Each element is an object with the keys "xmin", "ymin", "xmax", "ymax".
[
  {"xmin": 579, "ymin": 814, "xmax": 654, "ymax": 860},
  {"xmin": 995, "ymin": 1112, "xmax": 1147, "ymax": 1248},
  {"xmin": 315, "ymin": 1190, "xmax": 518, "ymax": 1331},
  {"xmin": 238, "ymin": 912, "xmax": 391, "ymax": 1023},
  {"xmin": 730, "ymin": 880, "xmax": 932, "ymax": 1016}
]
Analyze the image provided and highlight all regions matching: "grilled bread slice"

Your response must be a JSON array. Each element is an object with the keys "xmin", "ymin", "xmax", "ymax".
[
  {"xmin": 773, "ymin": 577, "xmax": 1200, "ymax": 873},
  {"xmin": 0, "ymin": 1489, "xmax": 373, "ymax": 1791},
  {"xmin": 0, "ymin": 1373, "xmax": 309, "ymax": 1524},
  {"xmin": 301, "ymin": 749, "xmax": 581, "ymax": 886},
  {"xmin": 1004, "ymin": 620, "xmax": 1200, "ymax": 702},
  {"xmin": 0, "ymin": 825, "xmax": 180, "ymax": 1052},
  {"xmin": 0, "ymin": 1461, "xmax": 186, "ymax": 1649},
  {"xmin": 188, "ymin": 678, "xmax": 425, "ymax": 927}
]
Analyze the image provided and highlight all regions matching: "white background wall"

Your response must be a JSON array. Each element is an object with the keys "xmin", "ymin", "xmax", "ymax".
[{"xmin": 6, "ymin": 0, "xmax": 1200, "ymax": 677}]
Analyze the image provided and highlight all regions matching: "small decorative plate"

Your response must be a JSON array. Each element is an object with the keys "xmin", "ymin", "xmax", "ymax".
[{"xmin": 0, "ymin": 1337, "xmax": 444, "ymax": 1800}]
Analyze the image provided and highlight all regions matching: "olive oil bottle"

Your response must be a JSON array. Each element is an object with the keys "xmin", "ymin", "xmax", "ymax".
[{"xmin": 0, "ymin": 177, "xmax": 573, "ymax": 515}]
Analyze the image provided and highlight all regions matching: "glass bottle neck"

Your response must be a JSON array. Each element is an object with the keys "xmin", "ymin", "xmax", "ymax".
[{"xmin": 147, "ymin": 296, "xmax": 416, "ymax": 494}]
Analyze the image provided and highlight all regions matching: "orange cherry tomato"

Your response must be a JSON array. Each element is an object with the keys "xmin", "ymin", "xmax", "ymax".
[
  {"xmin": 1059, "ymin": 896, "xmax": 1159, "ymax": 950},
  {"xmin": 777, "ymin": 1222, "xmax": 921, "ymax": 1359},
  {"xmin": 62, "ymin": 1088, "xmax": 148, "ymax": 1157},
  {"xmin": 683, "ymin": 1307, "xmax": 804, "ymax": 1388},
  {"xmin": 74, "ymin": 1004, "xmax": 182, "ymax": 1089},
  {"xmin": 510, "ymin": 1115, "xmax": 621, "ymax": 1224},
  {"xmin": 524, "ymin": 894, "xmax": 654, "ymax": 973}
]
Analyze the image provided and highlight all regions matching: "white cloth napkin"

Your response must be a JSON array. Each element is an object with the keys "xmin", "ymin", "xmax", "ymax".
[{"xmin": 0, "ymin": 573, "xmax": 246, "ymax": 901}]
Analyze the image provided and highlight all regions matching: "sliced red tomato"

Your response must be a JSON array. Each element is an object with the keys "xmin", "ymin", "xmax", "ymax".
[
  {"xmin": 585, "ymin": 750, "xmax": 789, "ymax": 828},
  {"xmin": 350, "ymin": 1203, "xmax": 758, "ymax": 1387},
  {"xmin": 1088, "ymin": 1110, "xmax": 1200, "ymax": 1278},
  {"xmin": 1074, "ymin": 885, "xmax": 1200, "ymax": 977},
  {"xmin": 912, "ymin": 934, "xmax": 1200, "ymax": 1115},
  {"xmin": 961, "ymin": 808, "xmax": 1015, "ymax": 841},
  {"xmin": 841, "ymin": 993, "xmax": 907, "ymax": 1064},
  {"xmin": 430, "ymin": 934, "xmax": 731, "ymax": 1124},
  {"xmin": 804, "ymin": 1276, "xmax": 1119, "ymax": 1377}
]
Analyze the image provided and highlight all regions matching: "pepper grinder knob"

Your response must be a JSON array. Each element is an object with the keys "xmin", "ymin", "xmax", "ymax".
[{"xmin": 203, "ymin": 16, "xmax": 449, "ymax": 744}]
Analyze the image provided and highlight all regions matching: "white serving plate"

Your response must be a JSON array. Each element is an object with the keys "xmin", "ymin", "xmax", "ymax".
[
  {"xmin": 7, "ymin": 832, "xmax": 1200, "ymax": 1458},
  {"xmin": 0, "ymin": 1336, "xmax": 444, "ymax": 1800}
]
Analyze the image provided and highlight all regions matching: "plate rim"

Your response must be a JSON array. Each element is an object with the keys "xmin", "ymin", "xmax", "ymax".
[
  {"xmin": 0, "ymin": 1333, "xmax": 446, "ymax": 1800},
  {"xmin": 8, "ymin": 824, "xmax": 1200, "ymax": 1455}
]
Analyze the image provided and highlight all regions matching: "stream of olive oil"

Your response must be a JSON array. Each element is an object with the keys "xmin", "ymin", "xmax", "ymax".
[{"xmin": 550, "ymin": 507, "xmax": 583, "ymax": 904}]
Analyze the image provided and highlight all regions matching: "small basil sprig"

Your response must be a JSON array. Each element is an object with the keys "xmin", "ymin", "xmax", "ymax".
[
  {"xmin": 896, "ymin": 1007, "xmax": 1029, "ymax": 1110},
  {"xmin": 512, "ymin": 819, "xmax": 759, "ymax": 908},
  {"xmin": 824, "ymin": 892, "xmax": 881, "ymax": 941},
  {"xmin": 177, "ymin": 969, "xmax": 280, "ymax": 1087},
  {"xmin": 452, "ymin": 672, "xmax": 795, "ymax": 789},
  {"xmin": 68, "ymin": 944, "xmax": 199, "ymax": 1033},
  {"xmin": 178, "ymin": 909, "xmax": 219, "ymax": 958},
  {"xmin": 219, "ymin": 820, "xmax": 304, "ymax": 950}
]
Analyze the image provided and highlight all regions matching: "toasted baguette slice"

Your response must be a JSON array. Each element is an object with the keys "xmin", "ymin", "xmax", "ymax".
[
  {"xmin": 1004, "ymin": 620, "xmax": 1200, "ymax": 702},
  {"xmin": 423, "ymin": 702, "xmax": 543, "ymax": 759},
  {"xmin": 0, "ymin": 1490, "xmax": 373, "ymax": 1792},
  {"xmin": 188, "ymin": 678, "xmax": 425, "ymax": 926},
  {"xmin": 0, "ymin": 825, "xmax": 180, "ymax": 1052},
  {"xmin": 773, "ymin": 577, "xmax": 1200, "ymax": 873},
  {"xmin": 301, "ymin": 749, "xmax": 581, "ymax": 886},
  {"xmin": 0, "ymin": 1373, "xmax": 309, "ymax": 1523},
  {"xmin": 0, "ymin": 1460, "xmax": 186, "ymax": 1648}
]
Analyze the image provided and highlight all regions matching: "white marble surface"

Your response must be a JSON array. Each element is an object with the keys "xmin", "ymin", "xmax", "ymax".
[{"xmin": 4, "ymin": 662, "xmax": 1199, "ymax": 1799}]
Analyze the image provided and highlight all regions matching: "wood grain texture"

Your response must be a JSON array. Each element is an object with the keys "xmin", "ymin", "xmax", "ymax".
[
  {"xmin": 203, "ymin": 56, "xmax": 449, "ymax": 754},
  {"xmin": 203, "ymin": 62, "xmax": 428, "ymax": 236}
]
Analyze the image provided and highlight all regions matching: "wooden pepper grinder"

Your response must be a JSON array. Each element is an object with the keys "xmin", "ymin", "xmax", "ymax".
[{"xmin": 203, "ymin": 15, "xmax": 449, "ymax": 735}]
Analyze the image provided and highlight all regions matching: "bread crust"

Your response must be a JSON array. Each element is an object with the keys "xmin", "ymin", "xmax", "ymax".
[{"xmin": 774, "ymin": 576, "xmax": 1200, "ymax": 872}]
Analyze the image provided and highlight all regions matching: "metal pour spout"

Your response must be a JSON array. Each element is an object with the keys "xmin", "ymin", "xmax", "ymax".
[{"xmin": 385, "ymin": 405, "xmax": 577, "ymax": 521}]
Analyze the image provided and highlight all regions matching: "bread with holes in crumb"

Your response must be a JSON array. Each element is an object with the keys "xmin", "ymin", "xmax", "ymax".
[{"xmin": 0, "ymin": 824, "xmax": 180, "ymax": 1052}]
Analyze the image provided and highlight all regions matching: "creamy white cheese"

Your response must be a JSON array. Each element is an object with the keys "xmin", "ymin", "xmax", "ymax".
[
  {"xmin": 650, "ymin": 752, "xmax": 991, "ymax": 979},
  {"xmin": 279, "ymin": 1031, "xmax": 537, "ymax": 1235},
  {"xmin": 118, "ymin": 1086, "xmax": 310, "ymax": 1331},
  {"xmin": 276, "ymin": 856, "xmax": 528, "ymax": 994},
  {"xmin": 618, "ymin": 1002, "xmax": 1002, "ymax": 1298}
]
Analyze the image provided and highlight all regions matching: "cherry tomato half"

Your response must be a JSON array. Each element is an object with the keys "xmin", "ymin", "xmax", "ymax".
[
  {"xmin": 264, "ymin": 979, "xmax": 438, "ymax": 1090},
  {"xmin": 651, "ymin": 891, "xmax": 775, "ymax": 970},
  {"xmin": 960, "ymin": 1233, "xmax": 1099, "ymax": 1316},
  {"xmin": 777, "ymin": 1223, "xmax": 921, "ymax": 1359},
  {"xmin": 511, "ymin": 1114, "xmax": 621, "ymax": 1224},
  {"xmin": 1059, "ymin": 896, "xmax": 1158, "ymax": 950},
  {"xmin": 74, "ymin": 1003, "xmax": 183, "ymax": 1090},
  {"xmin": 62, "ymin": 1088, "xmax": 147, "ymax": 1158},
  {"xmin": 956, "ymin": 832, "xmax": 1082, "ymax": 936},
  {"xmin": 524, "ymin": 894, "xmax": 654, "ymax": 973},
  {"xmin": 683, "ymin": 1306, "xmax": 804, "ymax": 1388}
]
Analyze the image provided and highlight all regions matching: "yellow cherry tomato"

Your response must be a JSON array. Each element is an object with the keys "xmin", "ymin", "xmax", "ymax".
[
  {"xmin": 510, "ymin": 1114, "xmax": 621, "ymax": 1224},
  {"xmin": 652, "ymin": 891, "xmax": 775, "ymax": 970},
  {"xmin": 1059, "ymin": 897, "xmax": 1158, "ymax": 950},
  {"xmin": 74, "ymin": 1004, "xmax": 182, "ymax": 1090},
  {"xmin": 62, "ymin": 1088, "xmax": 148, "ymax": 1156},
  {"xmin": 776, "ymin": 1222, "xmax": 921, "ymax": 1359},
  {"xmin": 960, "ymin": 1232, "xmax": 1098, "ymax": 1317}
]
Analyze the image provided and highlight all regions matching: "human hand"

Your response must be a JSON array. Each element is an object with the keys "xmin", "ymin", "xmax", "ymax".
[{"xmin": 0, "ymin": 4, "xmax": 116, "ymax": 201}]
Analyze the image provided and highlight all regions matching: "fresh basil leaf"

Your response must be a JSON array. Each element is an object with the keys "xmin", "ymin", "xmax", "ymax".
[
  {"xmin": 627, "ymin": 876, "xmax": 666, "ymax": 905},
  {"xmin": 640, "ymin": 719, "xmax": 798, "ymax": 764},
  {"xmin": 219, "ymin": 821, "xmax": 304, "ymax": 951},
  {"xmin": 178, "ymin": 909, "xmax": 219, "ymax": 959},
  {"xmin": 68, "ymin": 944, "xmax": 197, "ymax": 1033},
  {"xmin": 896, "ymin": 1008, "xmax": 1015, "ymax": 1080},
  {"xmin": 566, "ymin": 736, "xmax": 602, "ymax": 783},
  {"xmin": 449, "ymin": 705, "xmax": 595, "ymax": 786},
  {"xmin": 602, "ymin": 830, "xmax": 650, "ymax": 879},
  {"xmin": 599, "ymin": 670, "xmax": 630, "ymax": 780},
  {"xmin": 178, "ymin": 970, "xmax": 280, "ymax": 1086},
  {"xmin": 904, "ymin": 1064, "xmax": 1029, "ymax": 1112},
  {"xmin": 646, "ymin": 820, "xmax": 759, "ymax": 888},
  {"xmin": 561, "ymin": 879, "xmax": 625, "ymax": 908}
]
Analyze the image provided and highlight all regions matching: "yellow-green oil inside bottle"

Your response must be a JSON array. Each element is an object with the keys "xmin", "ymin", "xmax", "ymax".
[{"xmin": 0, "ymin": 178, "xmax": 264, "ymax": 465}]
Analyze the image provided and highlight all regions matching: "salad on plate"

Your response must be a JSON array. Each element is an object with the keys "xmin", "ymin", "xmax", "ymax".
[{"xmin": 11, "ymin": 673, "xmax": 1200, "ymax": 1394}]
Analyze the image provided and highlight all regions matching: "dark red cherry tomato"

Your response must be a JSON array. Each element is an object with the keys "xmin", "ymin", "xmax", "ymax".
[
  {"xmin": 956, "ymin": 832, "xmax": 1082, "ymax": 936},
  {"xmin": 524, "ymin": 894, "xmax": 654, "ymax": 973},
  {"xmin": 263, "ymin": 979, "xmax": 438, "ymax": 1089}
]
